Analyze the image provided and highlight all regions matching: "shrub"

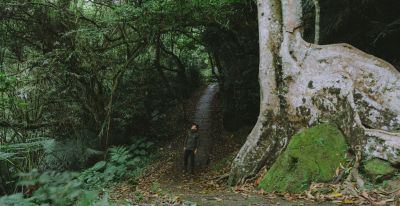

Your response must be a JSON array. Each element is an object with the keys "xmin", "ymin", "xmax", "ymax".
[
  {"xmin": 0, "ymin": 139, "xmax": 153, "ymax": 205},
  {"xmin": 0, "ymin": 169, "xmax": 108, "ymax": 206},
  {"xmin": 80, "ymin": 140, "xmax": 153, "ymax": 189}
]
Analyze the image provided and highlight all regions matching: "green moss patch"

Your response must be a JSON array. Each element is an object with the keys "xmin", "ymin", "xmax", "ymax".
[
  {"xmin": 364, "ymin": 159, "xmax": 396, "ymax": 181},
  {"xmin": 259, "ymin": 124, "xmax": 348, "ymax": 193},
  {"xmin": 211, "ymin": 153, "xmax": 235, "ymax": 172}
]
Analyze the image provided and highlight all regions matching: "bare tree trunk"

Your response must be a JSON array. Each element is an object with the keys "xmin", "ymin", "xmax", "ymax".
[
  {"xmin": 155, "ymin": 34, "xmax": 173, "ymax": 93},
  {"xmin": 313, "ymin": 0, "xmax": 320, "ymax": 44},
  {"xmin": 228, "ymin": 0, "xmax": 287, "ymax": 185},
  {"xmin": 160, "ymin": 40, "xmax": 188, "ymax": 94},
  {"xmin": 98, "ymin": 43, "xmax": 145, "ymax": 151},
  {"xmin": 229, "ymin": 0, "xmax": 400, "ymax": 185}
]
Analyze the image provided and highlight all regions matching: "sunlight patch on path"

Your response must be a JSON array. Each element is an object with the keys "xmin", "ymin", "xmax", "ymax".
[{"xmin": 193, "ymin": 83, "xmax": 219, "ymax": 168}]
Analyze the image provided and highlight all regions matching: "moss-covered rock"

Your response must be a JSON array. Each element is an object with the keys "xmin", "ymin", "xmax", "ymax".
[
  {"xmin": 259, "ymin": 124, "xmax": 348, "ymax": 193},
  {"xmin": 364, "ymin": 158, "xmax": 396, "ymax": 181}
]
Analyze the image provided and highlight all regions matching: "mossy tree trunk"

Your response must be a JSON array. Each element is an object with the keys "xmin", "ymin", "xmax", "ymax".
[{"xmin": 229, "ymin": 0, "xmax": 400, "ymax": 185}]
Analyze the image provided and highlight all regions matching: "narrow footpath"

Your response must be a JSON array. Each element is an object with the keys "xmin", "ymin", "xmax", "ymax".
[
  {"xmin": 153, "ymin": 84, "xmax": 328, "ymax": 205},
  {"xmin": 113, "ymin": 84, "xmax": 332, "ymax": 205},
  {"xmin": 192, "ymin": 83, "xmax": 219, "ymax": 168}
]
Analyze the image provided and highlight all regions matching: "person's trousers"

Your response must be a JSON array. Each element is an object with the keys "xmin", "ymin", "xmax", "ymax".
[{"xmin": 183, "ymin": 149, "xmax": 195, "ymax": 173}]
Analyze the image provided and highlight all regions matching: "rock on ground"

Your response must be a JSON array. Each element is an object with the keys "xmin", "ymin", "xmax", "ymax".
[{"xmin": 259, "ymin": 124, "xmax": 348, "ymax": 193}]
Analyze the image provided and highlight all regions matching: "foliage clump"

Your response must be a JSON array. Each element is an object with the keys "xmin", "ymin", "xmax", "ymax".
[
  {"xmin": 211, "ymin": 153, "xmax": 235, "ymax": 172},
  {"xmin": 363, "ymin": 158, "xmax": 397, "ymax": 181},
  {"xmin": 80, "ymin": 140, "xmax": 153, "ymax": 189},
  {"xmin": 0, "ymin": 139, "xmax": 152, "ymax": 206},
  {"xmin": 259, "ymin": 124, "xmax": 348, "ymax": 193}
]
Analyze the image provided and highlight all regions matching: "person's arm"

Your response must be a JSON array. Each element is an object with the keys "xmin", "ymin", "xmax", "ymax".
[
  {"xmin": 194, "ymin": 134, "xmax": 200, "ymax": 154},
  {"xmin": 183, "ymin": 132, "xmax": 188, "ymax": 150}
]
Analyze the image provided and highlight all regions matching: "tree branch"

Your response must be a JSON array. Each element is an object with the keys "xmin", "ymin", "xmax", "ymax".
[{"xmin": 0, "ymin": 120, "xmax": 59, "ymax": 130}]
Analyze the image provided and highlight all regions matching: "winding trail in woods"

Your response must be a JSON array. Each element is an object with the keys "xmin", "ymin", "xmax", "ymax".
[
  {"xmin": 192, "ymin": 83, "xmax": 219, "ymax": 167},
  {"xmin": 118, "ymin": 84, "xmax": 333, "ymax": 205},
  {"xmin": 156, "ymin": 84, "xmax": 332, "ymax": 205}
]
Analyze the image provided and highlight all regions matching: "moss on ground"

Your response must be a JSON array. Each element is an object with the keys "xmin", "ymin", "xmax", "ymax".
[
  {"xmin": 211, "ymin": 153, "xmax": 235, "ymax": 172},
  {"xmin": 259, "ymin": 124, "xmax": 348, "ymax": 193},
  {"xmin": 363, "ymin": 158, "xmax": 396, "ymax": 181}
]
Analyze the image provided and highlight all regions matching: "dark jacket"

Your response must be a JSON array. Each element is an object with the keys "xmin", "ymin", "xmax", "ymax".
[{"xmin": 185, "ymin": 130, "xmax": 199, "ymax": 150}]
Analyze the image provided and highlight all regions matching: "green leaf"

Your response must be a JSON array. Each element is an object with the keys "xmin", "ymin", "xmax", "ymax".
[{"xmin": 91, "ymin": 161, "xmax": 106, "ymax": 171}]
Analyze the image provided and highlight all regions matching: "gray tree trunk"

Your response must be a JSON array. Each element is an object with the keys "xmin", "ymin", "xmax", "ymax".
[
  {"xmin": 229, "ymin": 0, "xmax": 400, "ymax": 186},
  {"xmin": 313, "ymin": 0, "xmax": 320, "ymax": 44}
]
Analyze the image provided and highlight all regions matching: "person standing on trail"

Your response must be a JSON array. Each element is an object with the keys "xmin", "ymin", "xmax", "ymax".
[{"xmin": 183, "ymin": 123, "xmax": 200, "ymax": 174}]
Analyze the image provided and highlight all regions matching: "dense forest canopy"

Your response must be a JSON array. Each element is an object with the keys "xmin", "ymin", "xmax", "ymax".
[
  {"xmin": 0, "ymin": 0, "xmax": 257, "ymax": 197},
  {"xmin": 1, "ymin": 0, "xmax": 400, "ymax": 205}
]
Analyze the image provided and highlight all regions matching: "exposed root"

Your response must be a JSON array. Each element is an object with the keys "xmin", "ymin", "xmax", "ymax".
[
  {"xmin": 211, "ymin": 173, "xmax": 229, "ymax": 183},
  {"xmin": 339, "ymin": 147, "xmax": 365, "ymax": 199}
]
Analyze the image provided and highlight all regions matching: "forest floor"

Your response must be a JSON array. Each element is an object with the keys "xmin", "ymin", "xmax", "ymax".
[{"xmin": 109, "ymin": 84, "xmax": 336, "ymax": 205}]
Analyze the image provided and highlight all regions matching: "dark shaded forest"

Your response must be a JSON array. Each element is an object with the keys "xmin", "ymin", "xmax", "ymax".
[{"xmin": 1, "ymin": 0, "xmax": 400, "ymax": 205}]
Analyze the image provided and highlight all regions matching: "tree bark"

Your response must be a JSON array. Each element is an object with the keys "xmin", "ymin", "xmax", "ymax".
[
  {"xmin": 155, "ymin": 34, "xmax": 173, "ymax": 94},
  {"xmin": 159, "ymin": 39, "xmax": 188, "ymax": 93},
  {"xmin": 229, "ymin": 0, "xmax": 400, "ymax": 185},
  {"xmin": 313, "ymin": 0, "xmax": 320, "ymax": 44},
  {"xmin": 228, "ymin": 0, "xmax": 287, "ymax": 185}
]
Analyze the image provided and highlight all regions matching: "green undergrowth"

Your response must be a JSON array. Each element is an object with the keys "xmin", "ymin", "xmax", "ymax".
[
  {"xmin": 0, "ymin": 139, "xmax": 154, "ymax": 206},
  {"xmin": 259, "ymin": 123, "xmax": 348, "ymax": 193},
  {"xmin": 211, "ymin": 153, "xmax": 236, "ymax": 172},
  {"xmin": 363, "ymin": 158, "xmax": 397, "ymax": 182},
  {"xmin": 371, "ymin": 175, "xmax": 400, "ymax": 190}
]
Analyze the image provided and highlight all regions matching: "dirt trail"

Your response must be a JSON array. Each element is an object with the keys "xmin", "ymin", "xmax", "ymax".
[
  {"xmin": 155, "ymin": 84, "xmax": 330, "ymax": 205},
  {"xmin": 125, "ymin": 84, "xmax": 335, "ymax": 205},
  {"xmin": 192, "ymin": 83, "xmax": 219, "ymax": 167}
]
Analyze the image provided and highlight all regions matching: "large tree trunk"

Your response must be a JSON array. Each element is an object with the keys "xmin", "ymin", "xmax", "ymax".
[{"xmin": 229, "ymin": 0, "xmax": 400, "ymax": 185}]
